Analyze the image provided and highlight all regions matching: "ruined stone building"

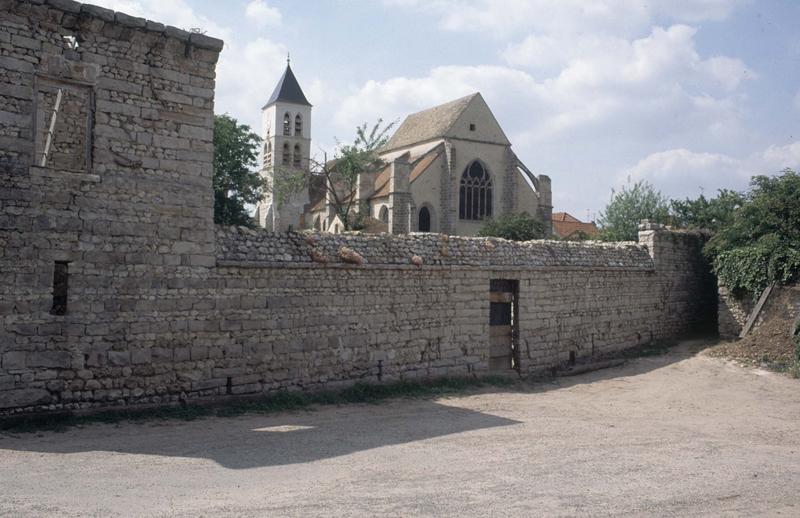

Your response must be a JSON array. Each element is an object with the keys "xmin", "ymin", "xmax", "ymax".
[
  {"xmin": 1, "ymin": 1, "xmax": 717, "ymax": 417},
  {"xmin": 256, "ymin": 64, "xmax": 553, "ymax": 236}
]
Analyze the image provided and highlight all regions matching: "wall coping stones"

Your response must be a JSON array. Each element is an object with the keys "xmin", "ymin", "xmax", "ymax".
[
  {"xmin": 216, "ymin": 225, "xmax": 655, "ymax": 269},
  {"xmin": 37, "ymin": 0, "xmax": 225, "ymax": 52}
]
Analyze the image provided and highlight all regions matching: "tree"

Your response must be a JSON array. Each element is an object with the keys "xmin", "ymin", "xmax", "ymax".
[
  {"xmin": 272, "ymin": 120, "xmax": 394, "ymax": 231},
  {"xmin": 706, "ymin": 169, "xmax": 800, "ymax": 296},
  {"xmin": 477, "ymin": 212, "xmax": 544, "ymax": 241},
  {"xmin": 212, "ymin": 114, "xmax": 263, "ymax": 227},
  {"xmin": 669, "ymin": 189, "xmax": 745, "ymax": 232},
  {"xmin": 597, "ymin": 180, "xmax": 670, "ymax": 241}
]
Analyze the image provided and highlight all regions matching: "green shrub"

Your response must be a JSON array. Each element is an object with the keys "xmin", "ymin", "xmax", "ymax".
[{"xmin": 478, "ymin": 212, "xmax": 544, "ymax": 241}]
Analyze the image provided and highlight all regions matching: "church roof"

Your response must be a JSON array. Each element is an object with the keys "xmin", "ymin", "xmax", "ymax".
[
  {"xmin": 370, "ymin": 146, "xmax": 443, "ymax": 199},
  {"xmin": 263, "ymin": 62, "xmax": 312, "ymax": 108},
  {"xmin": 382, "ymin": 93, "xmax": 480, "ymax": 152}
]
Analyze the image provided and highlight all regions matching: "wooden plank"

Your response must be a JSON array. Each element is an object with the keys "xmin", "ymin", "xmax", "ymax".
[
  {"xmin": 740, "ymin": 283, "xmax": 775, "ymax": 338},
  {"xmin": 489, "ymin": 343, "xmax": 511, "ymax": 357},
  {"xmin": 489, "ymin": 355, "xmax": 512, "ymax": 371},
  {"xmin": 489, "ymin": 325, "xmax": 512, "ymax": 337},
  {"xmin": 490, "ymin": 336, "xmax": 511, "ymax": 349},
  {"xmin": 489, "ymin": 292, "xmax": 512, "ymax": 303}
]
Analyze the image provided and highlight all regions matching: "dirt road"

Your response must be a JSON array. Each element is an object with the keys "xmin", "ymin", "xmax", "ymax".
[{"xmin": 1, "ymin": 341, "xmax": 798, "ymax": 517}]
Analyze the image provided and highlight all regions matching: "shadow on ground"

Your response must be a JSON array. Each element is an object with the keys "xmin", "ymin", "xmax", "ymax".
[
  {"xmin": 0, "ymin": 399, "xmax": 521, "ymax": 469},
  {"xmin": 0, "ymin": 339, "xmax": 717, "ymax": 470}
]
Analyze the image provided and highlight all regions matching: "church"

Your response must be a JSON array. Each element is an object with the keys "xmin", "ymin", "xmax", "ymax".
[{"xmin": 255, "ymin": 62, "xmax": 553, "ymax": 237}]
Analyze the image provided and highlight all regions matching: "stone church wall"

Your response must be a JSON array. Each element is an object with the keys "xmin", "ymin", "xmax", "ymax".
[{"xmin": 0, "ymin": 1, "xmax": 717, "ymax": 416}]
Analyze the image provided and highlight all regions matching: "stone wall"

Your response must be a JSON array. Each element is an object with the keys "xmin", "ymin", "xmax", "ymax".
[
  {"xmin": 0, "ymin": 0, "xmax": 717, "ymax": 416},
  {"xmin": 0, "ymin": 0, "xmax": 223, "ymax": 412},
  {"xmin": 718, "ymin": 287, "xmax": 753, "ymax": 338}
]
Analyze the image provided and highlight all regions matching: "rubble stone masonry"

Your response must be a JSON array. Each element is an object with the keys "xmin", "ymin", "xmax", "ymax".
[{"xmin": 0, "ymin": 1, "xmax": 717, "ymax": 416}]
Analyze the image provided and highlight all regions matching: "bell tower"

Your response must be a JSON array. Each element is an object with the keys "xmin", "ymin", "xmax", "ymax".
[{"xmin": 255, "ymin": 56, "xmax": 312, "ymax": 231}]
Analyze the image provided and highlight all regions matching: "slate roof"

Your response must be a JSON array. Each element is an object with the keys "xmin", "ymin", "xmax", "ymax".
[
  {"xmin": 382, "ymin": 93, "xmax": 479, "ymax": 152},
  {"xmin": 263, "ymin": 63, "xmax": 312, "ymax": 108}
]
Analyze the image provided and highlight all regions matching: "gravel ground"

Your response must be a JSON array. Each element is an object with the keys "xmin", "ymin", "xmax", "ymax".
[{"xmin": 1, "ymin": 340, "xmax": 798, "ymax": 517}]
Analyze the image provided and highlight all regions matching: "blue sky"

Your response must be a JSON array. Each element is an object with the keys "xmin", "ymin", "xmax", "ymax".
[{"xmin": 90, "ymin": 0, "xmax": 799, "ymax": 220}]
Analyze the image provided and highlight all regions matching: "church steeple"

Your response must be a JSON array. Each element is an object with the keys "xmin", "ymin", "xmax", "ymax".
[
  {"xmin": 263, "ymin": 60, "xmax": 312, "ymax": 108},
  {"xmin": 255, "ymin": 58, "xmax": 313, "ymax": 231}
]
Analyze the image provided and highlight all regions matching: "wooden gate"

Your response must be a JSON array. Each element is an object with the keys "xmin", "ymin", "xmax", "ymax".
[{"xmin": 489, "ymin": 279, "xmax": 518, "ymax": 371}]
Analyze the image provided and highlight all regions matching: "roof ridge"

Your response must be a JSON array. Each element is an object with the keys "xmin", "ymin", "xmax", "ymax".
[{"xmin": 439, "ymin": 93, "xmax": 480, "ymax": 137}]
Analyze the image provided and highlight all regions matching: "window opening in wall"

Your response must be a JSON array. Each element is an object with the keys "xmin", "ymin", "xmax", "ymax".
[
  {"xmin": 418, "ymin": 206, "xmax": 431, "ymax": 232},
  {"xmin": 63, "ymin": 35, "xmax": 79, "ymax": 49},
  {"xmin": 293, "ymin": 144, "xmax": 301, "ymax": 167},
  {"xmin": 469, "ymin": 123, "xmax": 476, "ymax": 131},
  {"xmin": 379, "ymin": 205, "xmax": 389, "ymax": 224},
  {"xmin": 459, "ymin": 161, "xmax": 492, "ymax": 220},
  {"xmin": 283, "ymin": 113, "xmax": 291, "ymax": 135},
  {"xmin": 35, "ymin": 78, "xmax": 93, "ymax": 172},
  {"xmin": 51, "ymin": 261, "xmax": 69, "ymax": 315},
  {"xmin": 282, "ymin": 142, "xmax": 290, "ymax": 166},
  {"xmin": 265, "ymin": 141, "xmax": 272, "ymax": 166},
  {"xmin": 295, "ymin": 114, "xmax": 302, "ymax": 136}
]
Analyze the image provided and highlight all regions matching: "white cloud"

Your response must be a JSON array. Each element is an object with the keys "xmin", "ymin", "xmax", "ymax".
[
  {"xmin": 215, "ymin": 38, "xmax": 288, "ymax": 131},
  {"xmin": 244, "ymin": 0, "xmax": 282, "ymax": 28},
  {"xmin": 622, "ymin": 143, "xmax": 800, "ymax": 199},
  {"xmin": 338, "ymin": 25, "xmax": 751, "ymax": 147},
  {"xmin": 385, "ymin": 0, "xmax": 742, "ymax": 37},
  {"xmin": 83, "ymin": 0, "xmax": 229, "ymax": 39}
]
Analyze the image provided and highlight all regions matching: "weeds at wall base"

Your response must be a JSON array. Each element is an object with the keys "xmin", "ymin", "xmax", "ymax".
[{"xmin": 0, "ymin": 376, "xmax": 519, "ymax": 434}]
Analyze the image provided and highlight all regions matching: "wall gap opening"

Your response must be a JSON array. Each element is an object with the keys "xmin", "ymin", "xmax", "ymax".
[{"xmin": 50, "ymin": 261, "xmax": 69, "ymax": 315}]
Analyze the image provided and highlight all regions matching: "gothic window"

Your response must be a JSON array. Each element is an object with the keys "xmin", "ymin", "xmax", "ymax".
[
  {"xmin": 459, "ymin": 161, "xmax": 492, "ymax": 220},
  {"xmin": 295, "ymin": 114, "xmax": 302, "ymax": 136},
  {"xmin": 282, "ymin": 142, "xmax": 290, "ymax": 166},
  {"xmin": 283, "ymin": 112, "xmax": 291, "ymax": 136},
  {"xmin": 314, "ymin": 216, "xmax": 321, "ymax": 231},
  {"xmin": 293, "ymin": 144, "xmax": 301, "ymax": 167},
  {"xmin": 379, "ymin": 206, "xmax": 389, "ymax": 224},
  {"xmin": 418, "ymin": 207, "xmax": 431, "ymax": 232}
]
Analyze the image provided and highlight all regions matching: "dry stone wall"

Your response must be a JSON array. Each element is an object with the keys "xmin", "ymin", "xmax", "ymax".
[{"xmin": 0, "ymin": 0, "xmax": 717, "ymax": 416}]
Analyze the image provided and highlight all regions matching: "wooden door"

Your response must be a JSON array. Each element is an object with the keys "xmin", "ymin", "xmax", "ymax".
[{"xmin": 489, "ymin": 280, "xmax": 518, "ymax": 371}]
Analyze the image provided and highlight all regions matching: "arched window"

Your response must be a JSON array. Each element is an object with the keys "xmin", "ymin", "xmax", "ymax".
[
  {"xmin": 293, "ymin": 144, "xmax": 301, "ymax": 167},
  {"xmin": 265, "ymin": 141, "xmax": 272, "ymax": 166},
  {"xmin": 314, "ymin": 216, "xmax": 321, "ymax": 231},
  {"xmin": 459, "ymin": 161, "xmax": 492, "ymax": 220},
  {"xmin": 418, "ymin": 207, "xmax": 431, "ymax": 232},
  {"xmin": 283, "ymin": 113, "xmax": 291, "ymax": 136},
  {"xmin": 282, "ymin": 142, "xmax": 290, "ymax": 166},
  {"xmin": 295, "ymin": 114, "xmax": 302, "ymax": 136},
  {"xmin": 379, "ymin": 206, "xmax": 389, "ymax": 224}
]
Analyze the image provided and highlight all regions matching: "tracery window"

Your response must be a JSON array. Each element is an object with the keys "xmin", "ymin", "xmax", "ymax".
[
  {"xmin": 459, "ymin": 161, "xmax": 492, "ymax": 220},
  {"xmin": 283, "ymin": 113, "xmax": 291, "ymax": 136},
  {"xmin": 295, "ymin": 114, "xmax": 302, "ymax": 136}
]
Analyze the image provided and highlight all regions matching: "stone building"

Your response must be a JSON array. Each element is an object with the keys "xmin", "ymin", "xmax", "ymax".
[
  {"xmin": 0, "ymin": 1, "xmax": 717, "ymax": 417},
  {"xmin": 257, "ymin": 66, "xmax": 553, "ymax": 236},
  {"xmin": 551, "ymin": 212, "xmax": 600, "ymax": 240}
]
